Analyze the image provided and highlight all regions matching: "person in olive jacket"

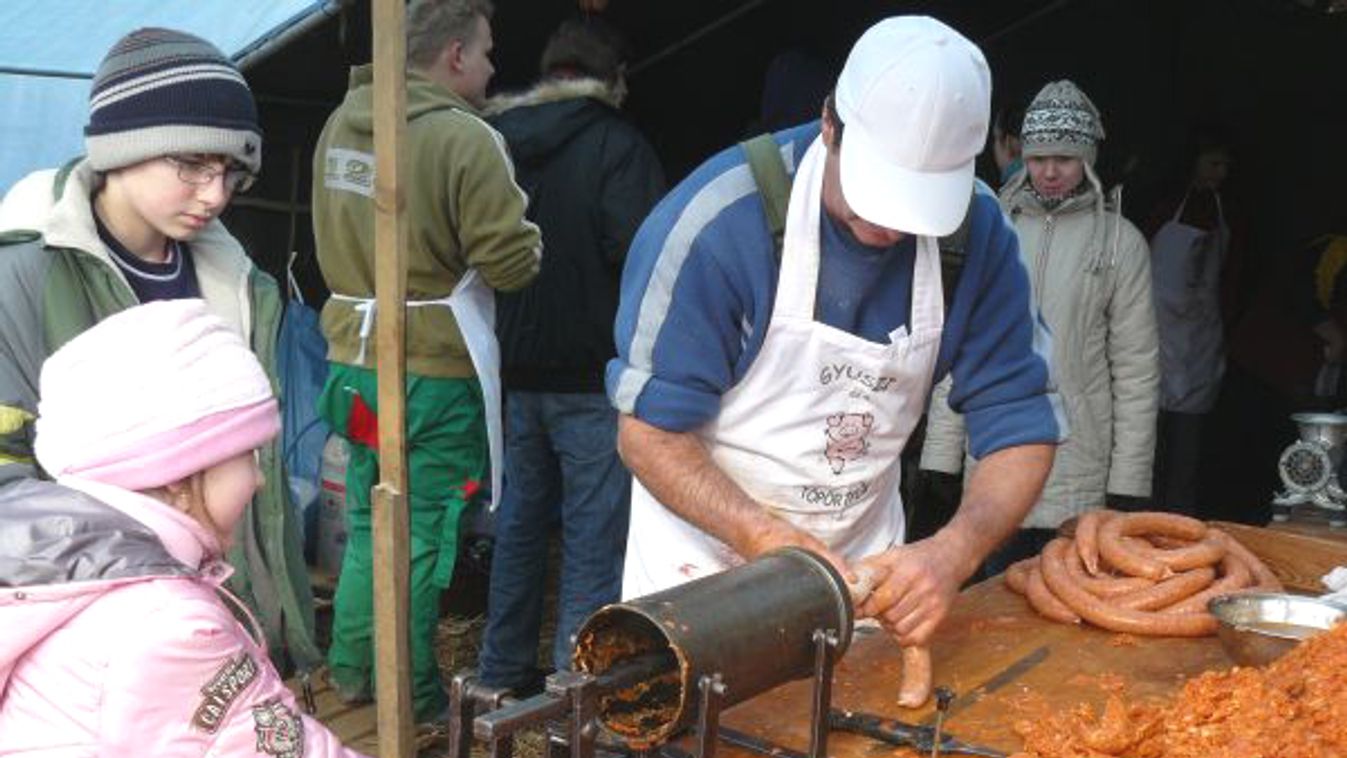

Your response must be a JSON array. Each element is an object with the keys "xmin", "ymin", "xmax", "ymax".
[
  {"xmin": 477, "ymin": 16, "xmax": 665, "ymax": 694},
  {"xmin": 311, "ymin": 0, "xmax": 541, "ymax": 723}
]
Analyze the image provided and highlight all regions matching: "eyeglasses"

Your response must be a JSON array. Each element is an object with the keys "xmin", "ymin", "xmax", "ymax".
[{"xmin": 164, "ymin": 155, "xmax": 256, "ymax": 194}]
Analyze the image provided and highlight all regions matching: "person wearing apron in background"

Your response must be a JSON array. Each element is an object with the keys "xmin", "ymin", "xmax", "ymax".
[
  {"xmin": 608, "ymin": 16, "xmax": 1063, "ymax": 650},
  {"xmin": 1148, "ymin": 136, "xmax": 1234, "ymax": 515},
  {"xmin": 310, "ymin": 0, "xmax": 541, "ymax": 725}
]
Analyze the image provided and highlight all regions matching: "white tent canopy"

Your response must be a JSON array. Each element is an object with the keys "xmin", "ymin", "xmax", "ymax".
[{"xmin": 0, "ymin": 0, "xmax": 338, "ymax": 192}]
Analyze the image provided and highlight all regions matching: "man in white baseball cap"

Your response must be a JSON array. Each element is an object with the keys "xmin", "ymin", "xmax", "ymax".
[
  {"xmin": 609, "ymin": 16, "xmax": 1061, "ymax": 660},
  {"xmin": 833, "ymin": 15, "xmax": 992, "ymax": 235}
]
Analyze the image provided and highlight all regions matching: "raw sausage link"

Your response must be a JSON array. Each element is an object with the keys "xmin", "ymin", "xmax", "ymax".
[
  {"xmin": 1004, "ymin": 557, "xmax": 1035, "ymax": 595},
  {"xmin": 1112, "ymin": 565, "xmax": 1217, "ymax": 611},
  {"xmin": 1163, "ymin": 551, "xmax": 1253, "ymax": 614},
  {"xmin": 1074, "ymin": 509, "xmax": 1111, "ymax": 576},
  {"xmin": 1098, "ymin": 513, "xmax": 1207, "ymax": 580},
  {"xmin": 1039, "ymin": 539, "xmax": 1217, "ymax": 637},
  {"xmin": 1062, "ymin": 545, "xmax": 1156, "ymax": 598},
  {"xmin": 1211, "ymin": 528, "xmax": 1283, "ymax": 591},
  {"xmin": 1099, "ymin": 523, "xmax": 1169, "ymax": 579},
  {"xmin": 896, "ymin": 645, "xmax": 932, "ymax": 708},
  {"xmin": 1113, "ymin": 512, "xmax": 1210, "ymax": 541},
  {"xmin": 1026, "ymin": 564, "xmax": 1081, "ymax": 623},
  {"xmin": 1125, "ymin": 532, "xmax": 1225, "ymax": 572}
]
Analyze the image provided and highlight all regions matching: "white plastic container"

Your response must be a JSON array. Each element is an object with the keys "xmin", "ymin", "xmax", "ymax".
[{"xmin": 315, "ymin": 434, "xmax": 350, "ymax": 574}]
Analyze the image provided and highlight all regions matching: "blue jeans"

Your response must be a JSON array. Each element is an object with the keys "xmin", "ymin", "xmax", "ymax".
[{"xmin": 478, "ymin": 391, "xmax": 631, "ymax": 689}]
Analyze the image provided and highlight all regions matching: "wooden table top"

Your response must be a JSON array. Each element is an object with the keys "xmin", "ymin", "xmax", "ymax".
[{"xmin": 708, "ymin": 579, "xmax": 1231, "ymax": 758}]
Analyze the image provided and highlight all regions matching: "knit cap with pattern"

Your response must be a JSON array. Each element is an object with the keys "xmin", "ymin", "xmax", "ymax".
[
  {"xmin": 1020, "ymin": 79, "xmax": 1105, "ymax": 166},
  {"xmin": 85, "ymin": 27, "xmax": 262, "ymax": 174}
]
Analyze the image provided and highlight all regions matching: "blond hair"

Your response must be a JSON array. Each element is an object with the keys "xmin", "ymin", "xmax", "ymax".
[{"xmin": 407, "ymin": 0, "xmax": 494, "ymax": 68}]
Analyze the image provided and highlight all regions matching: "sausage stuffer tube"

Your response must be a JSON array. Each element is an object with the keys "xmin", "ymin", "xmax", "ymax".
[
  {"xmin": 458, "ymin": 547, "xmax": 855, "ymax": 758},
  {"xmin": 572, "ymin": 546, "xmax": 856, "ymax": 747}
]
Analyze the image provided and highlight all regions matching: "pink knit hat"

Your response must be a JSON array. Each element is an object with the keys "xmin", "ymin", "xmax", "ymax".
[{"xmin": 34, "ymin": 299, "xmax": 279, "ymax": 491}]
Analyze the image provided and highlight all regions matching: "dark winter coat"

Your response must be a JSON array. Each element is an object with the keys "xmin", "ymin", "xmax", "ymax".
[{"xmin": 487, "ymin": 78, "xmax": 666, "ymax": 393}]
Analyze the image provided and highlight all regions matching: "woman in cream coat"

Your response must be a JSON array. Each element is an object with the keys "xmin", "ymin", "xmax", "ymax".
[{"xmin": 920, "ymin": 80, "xmax": 1158, "ymax": 572}]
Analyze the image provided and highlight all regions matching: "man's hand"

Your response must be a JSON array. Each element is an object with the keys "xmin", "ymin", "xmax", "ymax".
[
  {"xmin": 854, "ymin": 533, "xmax": 967, "ymax": 647},
  {"xmin": 858, "ymin": 443, "xmax": 1054, "ymax": 645}
]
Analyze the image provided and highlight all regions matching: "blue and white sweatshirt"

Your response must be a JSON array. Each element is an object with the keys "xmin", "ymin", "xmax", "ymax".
[{"xmin": 607, "ymin": 122, "xmax": 1064, "ymax": 460}]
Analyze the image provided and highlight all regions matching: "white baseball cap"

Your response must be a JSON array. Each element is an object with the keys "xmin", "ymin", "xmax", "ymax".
[{"xmin": 834, "ymin": 16, "xmax": 991, "ymax": 236}]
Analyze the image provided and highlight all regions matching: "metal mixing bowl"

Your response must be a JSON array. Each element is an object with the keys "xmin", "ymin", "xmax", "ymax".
[{"xmin": 1208, "ymin": 592, "xmax": 1347, "ymax": 666}]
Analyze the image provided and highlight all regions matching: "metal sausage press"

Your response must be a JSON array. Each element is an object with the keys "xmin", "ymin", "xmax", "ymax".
[{"xmin": 446, "ymin": 547, "xmax": 1005, "ymax": 758}]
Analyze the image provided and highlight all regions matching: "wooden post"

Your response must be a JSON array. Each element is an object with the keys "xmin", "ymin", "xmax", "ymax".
[{"xmin": 371, "ymin": 0, "xmax": 414, "ymax": 756}]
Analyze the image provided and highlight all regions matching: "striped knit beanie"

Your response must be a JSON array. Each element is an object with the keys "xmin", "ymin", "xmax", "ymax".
[
  {"xmin": 1020, "ymin": 80, "xmax": 1105, "ymax": 166},
  {"xmin": 85, "ymin": 28, "xmax": 262, "ymax": 174}
]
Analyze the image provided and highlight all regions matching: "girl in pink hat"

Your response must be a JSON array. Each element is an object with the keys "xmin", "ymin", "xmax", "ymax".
[{"xmin": 0, "ymin": 299, "xmax": 367, "ymax": 757}]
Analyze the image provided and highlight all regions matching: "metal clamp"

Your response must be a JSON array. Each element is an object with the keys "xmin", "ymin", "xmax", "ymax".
[
  {"xmin": 807, "ymin": 629, "xmax": 840, "ymax": 758},
  {"xmin": 695, "ymin": 674, "xmax": 727, "ymax": 758}
]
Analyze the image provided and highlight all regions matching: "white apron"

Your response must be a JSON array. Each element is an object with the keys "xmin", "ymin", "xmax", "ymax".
[
  {"xmin": 622, "ymin": 138, "xmax": 944, "ymax": 599},
  {"xmin": 1150, "ymin": 190, "xmax": 1228, "ymax": 413},
  {"xmin": 329, "ymin": 269, "xmax": 504, "ymax": 510}
]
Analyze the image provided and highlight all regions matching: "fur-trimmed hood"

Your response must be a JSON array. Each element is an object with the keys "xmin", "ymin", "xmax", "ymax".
[
  {"xmin": 486, "ymin": 77, "xmax": 626, "ymax": 167},
  {"xmin": 483, "ymin": 73, "xmax": 666, "ymax": 394},
  {"xmin": 485, "ymin": 76, "xmax": 623, "ymax": 116}
]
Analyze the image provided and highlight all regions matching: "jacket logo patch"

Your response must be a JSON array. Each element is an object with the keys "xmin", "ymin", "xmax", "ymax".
[
  {"xmin": 192, "ymin": 654, "xmax": 259, "ymax": 733},
  {"xmin": 824, "ymin": 412, "xmax": 874, "ymax": 474},
  {"xmin": 323, "ymin": 147, "xmax": 375, "ymax": 198},
  {"xmin": 253, "ymin": 698, "xmax": 306, "ymax": 758}
]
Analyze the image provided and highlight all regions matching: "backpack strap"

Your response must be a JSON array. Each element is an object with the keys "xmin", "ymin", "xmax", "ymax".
[
  {"xmin": 936, "ymin": 205, "xmax": 973, "ymax": 310},
  {"xmin": 739, "ymin": 134, "xmax": 792, "ymax": 260},
  {"xmin": 738, "ymin": 131, "xmax": 971, "ymax": 310}
]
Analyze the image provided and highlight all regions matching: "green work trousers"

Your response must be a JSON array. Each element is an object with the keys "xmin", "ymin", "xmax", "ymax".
[{"xmin": 317, "ymin": 363, "xmax": 486, "ymax": 721}]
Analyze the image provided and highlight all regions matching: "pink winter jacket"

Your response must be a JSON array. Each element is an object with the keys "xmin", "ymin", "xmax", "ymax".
[{"xmin": 0, "ymin": 477, "xmax": 369, "ymax": 758}]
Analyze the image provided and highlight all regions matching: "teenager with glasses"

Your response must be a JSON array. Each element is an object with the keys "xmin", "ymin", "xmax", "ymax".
[{"xmin": 0, "ymin": 27, "xmax": 323, "ymax": 679}]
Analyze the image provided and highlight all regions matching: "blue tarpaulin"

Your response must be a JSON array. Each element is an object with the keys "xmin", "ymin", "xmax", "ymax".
[{"xmin": 0, "ymin": 1, "xmax": 337, "ymax": 193}]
